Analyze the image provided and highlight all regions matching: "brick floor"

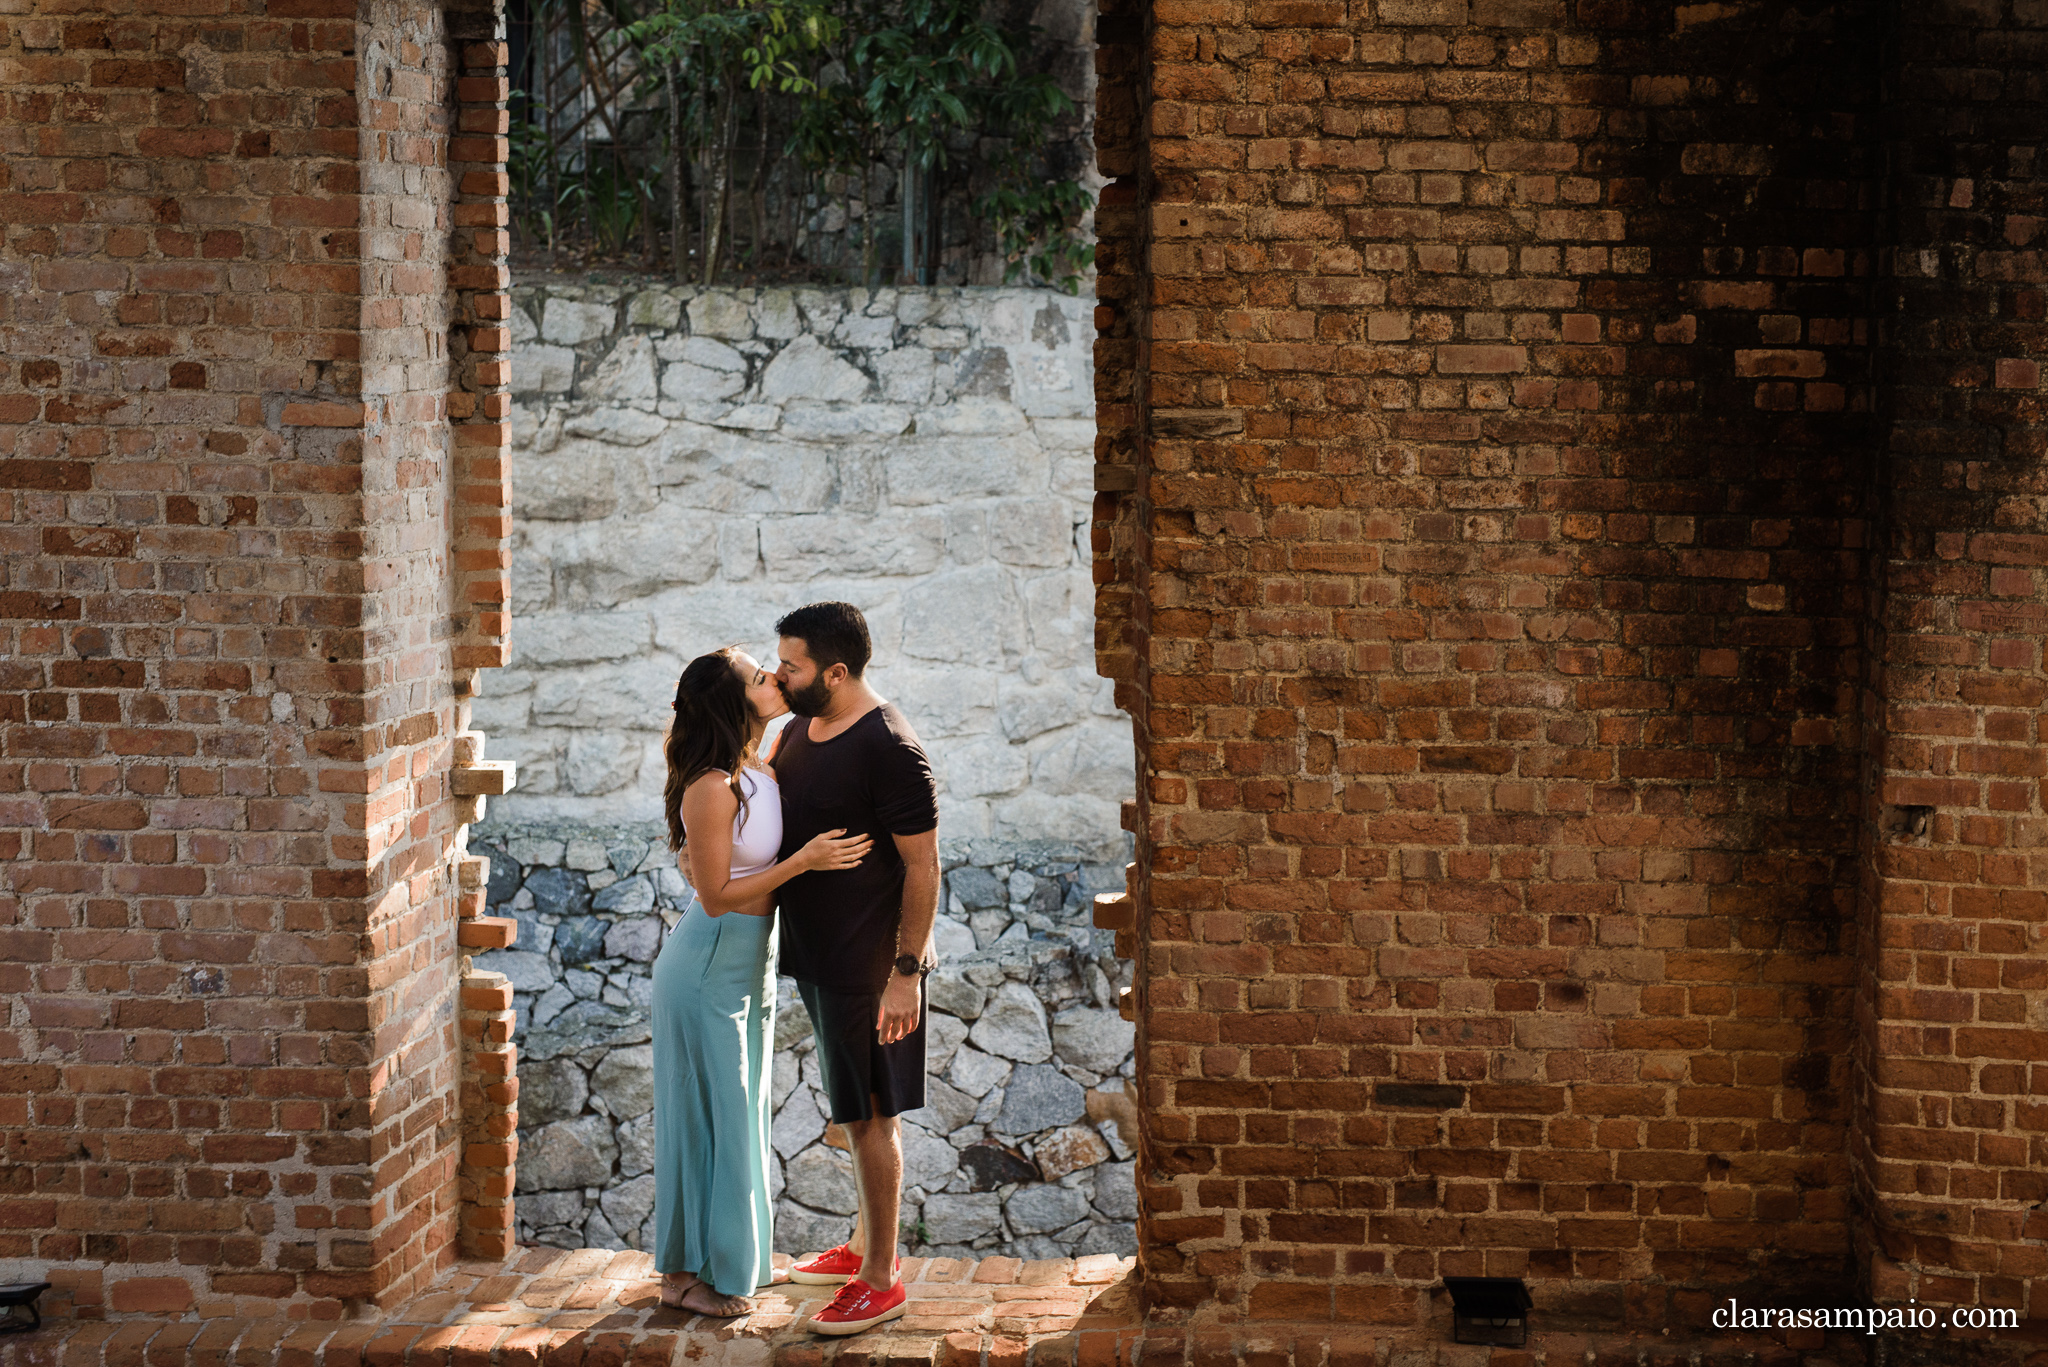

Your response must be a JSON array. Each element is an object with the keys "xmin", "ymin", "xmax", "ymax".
[
  {"xmin": 7, "ymin": 1255, "xmax": 2020, "ymax": 1366},
  {"xmin": 0, "ymin": 1253, "xmax": 1141, "ymax": 1367}
]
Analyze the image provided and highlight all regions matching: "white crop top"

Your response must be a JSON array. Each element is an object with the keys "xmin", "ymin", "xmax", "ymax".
[{"xmin": 728, "ymin": 764, "xmax": 783, "ymax": 878}]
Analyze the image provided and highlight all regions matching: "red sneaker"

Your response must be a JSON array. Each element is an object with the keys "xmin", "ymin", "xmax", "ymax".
[
  {"xmin": 805, "ymin": 1277, "xmax": 907, "ymax": 1336},
  {"xmin": 787, "ymin": 1244, "xmax": 898, "ymax": 1286}
]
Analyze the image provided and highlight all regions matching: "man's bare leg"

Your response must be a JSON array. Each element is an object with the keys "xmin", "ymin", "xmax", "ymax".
[
  {"xmin": 844, "ymin": 1099, "xmax": 902, "ymax": 1289},
  {"xmin": 839, "ymin": 1123, "xmax": 868, "ymax": 1260}
]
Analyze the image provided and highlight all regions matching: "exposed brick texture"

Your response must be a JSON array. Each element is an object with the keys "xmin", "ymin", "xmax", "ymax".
[
  {"xmin": 0, "ymin": 0, "xmax": 511, "ymax": 1318},
  {"xmin": 1856, "ymin": 5, "xmax": 2048, "ymax": 1323},
  {"xmin": 1093, "ymin": 0, "xmax": 2048, "ymax": 1336},
  {"xmin": 457, "ymin": 970, "xmax": 516, "ymax": 1261}
]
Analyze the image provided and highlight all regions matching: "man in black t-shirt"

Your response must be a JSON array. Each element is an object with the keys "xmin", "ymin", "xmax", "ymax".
[{"xmin": 769, "ymin": 601, "xmax": 939, "ymax": 1336}]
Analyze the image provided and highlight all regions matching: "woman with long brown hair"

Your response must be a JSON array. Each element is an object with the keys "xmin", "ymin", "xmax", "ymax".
[{"xmin": 651, "ymin": 647, "xmax": 869, "ymax": 1317}]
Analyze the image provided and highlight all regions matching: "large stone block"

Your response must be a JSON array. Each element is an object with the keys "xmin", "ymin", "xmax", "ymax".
[
  {"xmin": 780, "ymin": 402, "xmax": 913, "ymax": 439},
  {"xmin": 901, "ymin": 567, "xmax": 1026, "ymax": 669},
  {"xmin": 784, "ymin": 1145, "xmax": 858, "ymax": 1214},
  {"xmin": 660, "ymin": 359, "xmax": 747, "ymax": 405},
  {"xmin": 1091, "ymin": 1160, "xmax": 1137, "ymax": 1221},
  {"xmin": 886, "ymin": 433, "xmax": 1044, "ymax": 504},
  {"xmin": 517, "ymin": 1057, "xmax": 589, "ymax": 1127},
  {"xmin": 990, "ymin": 791, "xmax": 1124, "ymax": 856},
  {"xmin": 515, "ymin": 441, "xmax": 619, "ymax": 521},
  {"xmin": 590, "ymin": 336, "xmax": 660, "ymax": 402},
  {"xmin": 969, "ymin": 982, "xmax": 1052, "ymax": 1063},
  {"xmin": 877, "ymin": 346, "xmax": 935, "ymax": 404},
  {"xmin": 553, "ymin": 522, "xmax": 719, "ymax": 608},
  {"xmin": 988, "ymin": 498, "xmax": 1074, "ymax": 568},
  {"xmin": 921, "ymin": 1192, "xmax": 1002, "ymax": 1244},
  {"xmin": 927, "ymin": 972, "xmax": 987, "ymax": 1021},
  {"xmin": 655, "ymin": 443, "xmax": 835, "ymax": 515},
  {"xmin": 563, "ymin": 732, "xmax": 642, "ymax": 797},
  {"xmin": 946, "ymin": 737, "xmax": 1028, "ymax": 798},
  {"xmin": 514, "ymin": 612, "xmax": 653, "ymax": 667},
  {"xmin": 772, "ymin": 1087, "xmax": 828, "ymax": 1157},
  {"xmin": 688, "ymin": 291, "xmax": 754, "ymax": 339},
  {"xmin": 1004, "ymin": 1183, "xmax": 1090, "ymax": 1236},
  {"xmin": 997, "ymin": 679, "xmax": 1090, "ymax": 744},
  {"xmin": 1035, "ymin": 1125, "xmax": 1110, "ymax": 1181},
  {"xmin": 627, "ymin": 290, "xmax": 683, "ymax": 329},
  {"xmin": 932, "ymin": 916, "xmax": 976, "ymax": 966},
  {"xmin": 516, "ymin": 1188, "xmax": 584, "ymax": 1235},
  {"xmin": 512, "ymin": 344, "xmax": 577, "ymax": 395},
  {"xmin": 903, "ymin": 1121, "xmax": 960, "ymax": 1192},
  {"xmin": 757, "ymin": 289, "xmax": 801, "ymax": 339},
  {"xmin": 563, "ymin": 407, "xmax": 666, "ymax": 446},
  {"xmin": 657, "ymin": 334, "xmax": 747, "ymax": 370},
  {"xmin": 532, "ymin": 657, "xmax": 681, "ymax": 729},
  {"xmin": 593, "ymin": 1044, "xmax": 655, "ymax": 1120},
  {"xmin": 516, "ymin": 1114, "xmax": 620, "ymax": 1192},
  {"xmin": 543, "ymin": 297, "xmax": 616, "ymax": 345},
  {"xmin": 774, "ymin": 1200, "xmax": 845, "ymax": 1256},
  {"xmin": 1029, "ymin": 727, "xmax": 1135, "ymax": 798},
  {"xmin": 947, "ymin": 1045, "xmax": 1011, "ymax": 1098},
  {"xmin": 758, "ymin": 512, "xmax": 944, "ymax": 580},
  {"xmin": 759, "ymin": 335, "xmax": 870, "ymax": 402},
  {"xmin": 994, "ymin": 1064, "xmax": 1086, "ymax": 1135},
  {"xmin": 598, "ymin": 1175, "xmax": 656, "ymax": 1249},
  {"xmin": 1052, "ymin": 1007, "xmax": 1135, "ymax": 1076},
  {"xmin": 473, "ymin": 949, "xmax": 556, "ymax": 994},
  {"xmin": 617, "ymin": 1112, "xmax": 655, "ymax": 1178}
]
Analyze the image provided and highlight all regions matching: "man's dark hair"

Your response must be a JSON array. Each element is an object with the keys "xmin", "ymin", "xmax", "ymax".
[{"xmin": 776, "ymin": 601, "xmax": 872, "ymax": 678}]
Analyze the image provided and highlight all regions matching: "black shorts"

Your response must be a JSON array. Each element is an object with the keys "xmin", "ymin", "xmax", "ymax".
[{"xmin": 797, "ymin": 979, "xmax": 927, "ymax": 1123}]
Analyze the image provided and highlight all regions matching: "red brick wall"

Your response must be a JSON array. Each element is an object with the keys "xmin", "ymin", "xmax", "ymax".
[
  {"xmin": 1095, "ymin": 0, "xmax": 2048, "ymax": 1335},
  {"xmin": 1854, "ymin": 3, "xmax": 2048, "ymax": 1322},
  {"xmin": 0, "ymin": 0, "xmax": 509, "ymax": 1317}
]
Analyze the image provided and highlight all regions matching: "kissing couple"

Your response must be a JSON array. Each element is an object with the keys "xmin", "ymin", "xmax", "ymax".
[{"xmin": 649, "ymin": 600, "xmax": 937, "ymax": 1335}]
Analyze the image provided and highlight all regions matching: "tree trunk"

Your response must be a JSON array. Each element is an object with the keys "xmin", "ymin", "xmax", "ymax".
[
  {"xmin": 859, "ymin": 158, "xmax": 876, "ymax": 288},
  {"xmin": 747, "ymin": 83, "xmax": 769, "ymax": 270},
  {"xmin": 669, "ymin": 65, "xmax": 689, "ymax": 285},
  {"xmin": 702, "ymin": 76, "xmax": 736, "ymax": 285},
  {"xmin": 900, "ymin": 158, "xmax": 915, "ymax": 285}
]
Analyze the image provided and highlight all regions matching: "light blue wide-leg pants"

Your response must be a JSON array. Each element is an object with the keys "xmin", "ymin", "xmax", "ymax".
[{"xmin": 651, "ymin": 900, "xmax": 778, "ymax": 1294}]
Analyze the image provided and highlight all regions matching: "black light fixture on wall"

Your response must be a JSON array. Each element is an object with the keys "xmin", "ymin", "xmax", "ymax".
[{"xmin": 1442, "ymin": 1277, "xmax": 1533, "ymax": 1347}]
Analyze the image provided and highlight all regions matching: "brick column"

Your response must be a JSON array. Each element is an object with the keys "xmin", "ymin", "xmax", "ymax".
[
  {"xmin": 0, "ymin": 0, "xmax": 513, "ymax": 1317},
  {"xmin": 1851, "ymin": 3, "xmax": 2048, "ymax": 1322},
  {"xmin": 1091, "ymin": 0, "xmax": 1163, "ymax": 1304},
  {"xmin": 458, "ymin": 969, "xmax": 519, "ymax": 1261},
  {"xmin": 448, "ymin": 34, "xmax": 514, "ymax": 678}
]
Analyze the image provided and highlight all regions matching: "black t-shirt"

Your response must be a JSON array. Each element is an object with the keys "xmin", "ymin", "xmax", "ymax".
[{"xmin": 773, "ymin": 702, "xmax": 938, "ymax": 991}]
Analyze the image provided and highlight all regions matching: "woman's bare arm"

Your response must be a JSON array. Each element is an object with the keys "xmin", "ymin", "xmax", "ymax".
[{"xmin": 680, "ymin": 771, "xmax": 869, "ymax": 916}]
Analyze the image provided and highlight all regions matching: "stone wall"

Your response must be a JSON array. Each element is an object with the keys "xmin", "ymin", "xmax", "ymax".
[
  {"xmin": 478, "ymin": 277, "xmax": 1140, "ymax": 1262},
  {"xmin": 488, "ymin": 277, "xmax": 1127, "ymax": 851},
  {"xmin": 471, "ymin": 825, "xmax": 1140, "ymax": 1261}
]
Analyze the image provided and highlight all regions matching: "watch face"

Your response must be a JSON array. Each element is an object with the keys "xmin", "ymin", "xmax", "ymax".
[{"xmin": 895, "ymin": 954, "xmax": 920, "ymax": 976}]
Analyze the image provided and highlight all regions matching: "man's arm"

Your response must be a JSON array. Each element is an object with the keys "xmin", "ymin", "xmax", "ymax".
[{"xmin": 876, "ymin": 827, "xmax": 939, "ymax": 1045}]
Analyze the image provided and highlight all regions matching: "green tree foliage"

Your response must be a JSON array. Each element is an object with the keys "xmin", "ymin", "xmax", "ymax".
[
  {"xmin": 524, "ymin": 0, "xmax": 1092, "ymax": 290},
  {"xmin": 628, "ymin": 0, "xmax": 837, "ymax": 284}
]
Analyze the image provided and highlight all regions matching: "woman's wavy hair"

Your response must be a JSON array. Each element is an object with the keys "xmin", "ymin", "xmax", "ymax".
[{"xmin": 663, "ymin": 647, "xmax": 758, "ymax": 853}]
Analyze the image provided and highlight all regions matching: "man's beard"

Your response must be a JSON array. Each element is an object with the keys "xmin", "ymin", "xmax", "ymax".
[{"xmin": 779, "ymin": 675, "xmax": 832, "ymax": 717}]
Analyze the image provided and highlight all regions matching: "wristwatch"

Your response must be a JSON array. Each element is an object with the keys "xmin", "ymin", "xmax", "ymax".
[{"xmin": 894, "ymin": 953, "xmax": 932, "ymax": 978}]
